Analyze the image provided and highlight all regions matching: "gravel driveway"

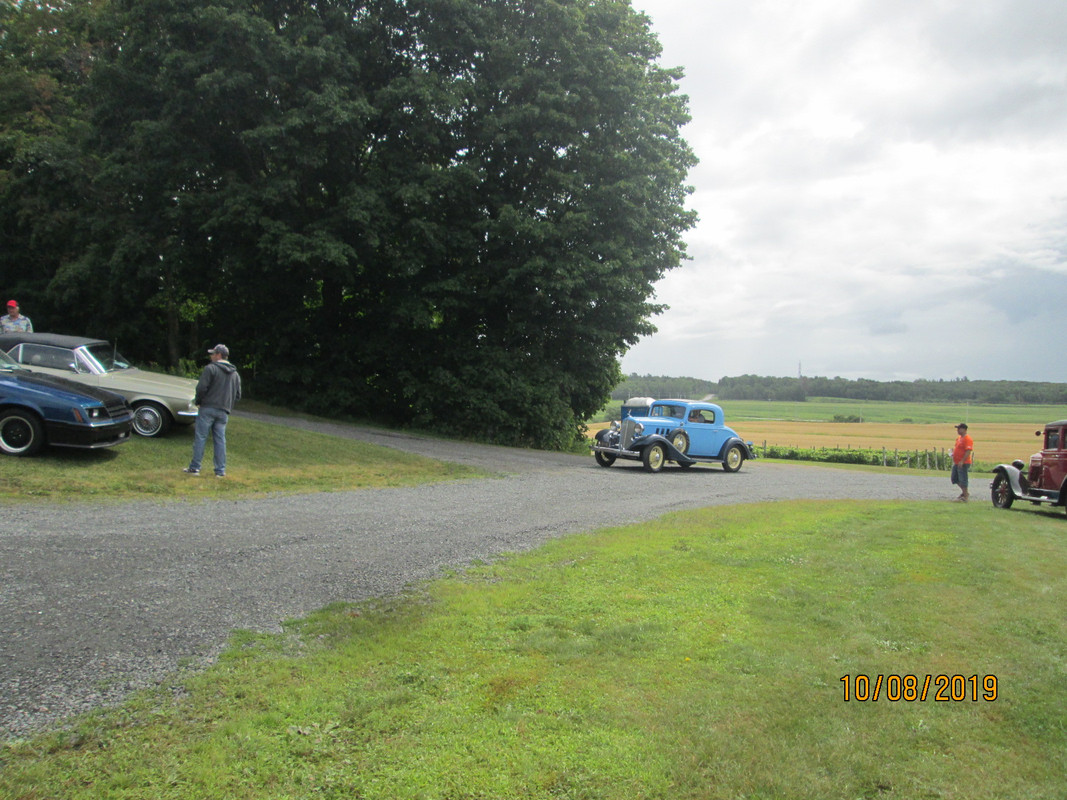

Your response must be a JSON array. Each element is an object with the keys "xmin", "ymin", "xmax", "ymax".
[{"xmin": 1, "ymin": 413, "xmax": 950, "ymax": 739}]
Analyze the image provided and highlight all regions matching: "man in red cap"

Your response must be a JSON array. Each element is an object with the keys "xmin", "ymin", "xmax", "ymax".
[{"xmin": 1, "ymin": 300, "xmax": 32, "ymax": 333}]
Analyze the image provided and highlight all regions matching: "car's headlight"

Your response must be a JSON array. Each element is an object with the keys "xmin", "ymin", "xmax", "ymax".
[
  {"xmin": 72, "ymin": 406, "xmax": 106, "ymax": 422},
  {"xmin": 634, "ymin": 423, "xmax": 644, "ymax": 435},
  {"xmin": 609, "ymin": 420, "xmax": 620, "ymax": 432}
]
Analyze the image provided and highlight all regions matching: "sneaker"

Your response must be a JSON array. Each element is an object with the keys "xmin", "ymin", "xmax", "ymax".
[
  {"xmin": 182, "ymin": 467, "xmax": 200, "ymax": 475},
  {"xmin": 215, "ymin": 473, "xmax": 225, "ymax": 478}
]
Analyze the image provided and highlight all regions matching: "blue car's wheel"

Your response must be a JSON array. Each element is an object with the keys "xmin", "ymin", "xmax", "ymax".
[
  {"xmin": 722, "ymin": 444, "xmax": 744, "ymax": 472},
  {"xmin": 0, "ymin": 409, "xmax": 45, "ymax": 456},
  {"xmin": 595, "ymin": 451, "xmax": 616, "ymax": 467},
  {"xmin": 642, "ymin": 443, "xmax": 667, "ymax": 472}
]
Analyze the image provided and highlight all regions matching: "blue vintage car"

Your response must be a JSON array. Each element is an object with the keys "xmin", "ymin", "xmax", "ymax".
[
  {"xmin": 0, "ymin": 349, "xmax": 134, "ymax": 456},
  {"xmin": 592, "ymin": 399, "xmax": 757, "ymax": 473}
]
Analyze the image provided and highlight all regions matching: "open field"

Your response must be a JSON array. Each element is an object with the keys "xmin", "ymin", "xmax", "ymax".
[
  {"xmin": 587, "ymin": 420, "xmax": 1043, "ymax": 466},
  {"xmin": 3, "ymin": 501, "xmax": 1064, "ymax": 799},
  {"xmin": 735, "ymin": 421, "xmax": 1041, "ymax": 465},
  {"xmin": 723, "ymin": 398, "xmax": 1067, "ymax": 425}
]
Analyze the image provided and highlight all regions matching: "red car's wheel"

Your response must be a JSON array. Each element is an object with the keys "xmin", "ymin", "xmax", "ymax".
[{"xmin": 991, "ymin": 473, "xmax": 1014, "ymax": 509}]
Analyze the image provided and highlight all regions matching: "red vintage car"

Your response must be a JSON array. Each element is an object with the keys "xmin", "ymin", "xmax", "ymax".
[{"xmin": 991, "ymin": 420, "xmax": 1067, "ymax": 513}]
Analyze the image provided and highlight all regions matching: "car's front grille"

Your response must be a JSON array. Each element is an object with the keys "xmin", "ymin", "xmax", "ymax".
[
  {"xmin": 103, "ymin": 397, "xmax": 132, "ymax": 420},
  {"xmin": 620, "ymin": 418, "xmax": 637, "ymax": 449}
]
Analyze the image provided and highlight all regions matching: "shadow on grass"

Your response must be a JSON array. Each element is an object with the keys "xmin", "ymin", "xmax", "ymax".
[{"xmin": 26, "ymin": 446, "xmax": 122, "ymax": 465}]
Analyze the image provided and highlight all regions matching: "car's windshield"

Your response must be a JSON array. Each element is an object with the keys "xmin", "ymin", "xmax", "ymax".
[
  {"xmin": 650, "ymin": 404, "xmax": 686, "ymax": 419},
  {"xmin": 0, "ymin": 350, "xmax": 26, "ymax": 371},
  {"xmin": 82, "ymin": 343, "xmax": 133, "ymax": 372}
]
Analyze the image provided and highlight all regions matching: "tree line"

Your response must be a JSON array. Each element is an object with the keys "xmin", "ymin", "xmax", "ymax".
[
  {"xmin": 614, "ymin": 374, "xmax": 1067, "ymax": 405},
  {"xmin": 0, "ymin": 0, "xmax": 696, "ymax": 448},
  {"xmin": 609, "ymin": 374, "xmax": 717, "ymax": 401}
]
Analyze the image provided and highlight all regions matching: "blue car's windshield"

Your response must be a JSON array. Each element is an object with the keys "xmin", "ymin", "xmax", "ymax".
[
  {"xmin": 82, "ymin": 343, "xmax": 133, "ymax": 372},
  {"xmin": 650, "ymin": 404, "xmax": 686, "ymax": 419},
  {"xmin": 0, "ymin": 350, "xmax": 26, "ymax": 371}
]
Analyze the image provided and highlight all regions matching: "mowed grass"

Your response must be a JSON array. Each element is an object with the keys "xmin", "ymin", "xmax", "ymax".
[
  {"xmin": 3, "ymin": 501, "xmax": 1064, "ymax": 799},
  {"xmin": 0, "ymin": 414, "xmax": 485, "ymax": 501}
]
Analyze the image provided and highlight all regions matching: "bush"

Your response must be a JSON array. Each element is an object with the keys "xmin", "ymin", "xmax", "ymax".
[{"xmin": 760, "ymin": 445, "xmax": 969, "ymax": 471}]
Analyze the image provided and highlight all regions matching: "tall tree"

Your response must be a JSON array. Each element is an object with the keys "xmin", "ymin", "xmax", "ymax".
[
  {"xmin": 379, "ymin": 0, "xmax": 698, "ymax": 446},
  {"xmin": 0, "ymin": 0, "xmax": 104, "ymax": 331},
  {"xmin": 30, "ymin": 0, "xmax": 695, "ymax": 447}
]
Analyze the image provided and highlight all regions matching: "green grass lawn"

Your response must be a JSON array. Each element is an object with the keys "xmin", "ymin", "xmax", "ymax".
[
  {"xmin": 0, "ymin": 414, "xmax": 485, "ymax": 501},
  {"xmin": 3, "ymin": 501, "xmax": 1064, "ymax": 799}
]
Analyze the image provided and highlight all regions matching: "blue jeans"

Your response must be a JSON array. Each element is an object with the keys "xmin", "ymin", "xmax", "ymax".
[{"xmin": 189, "ymin": 406, "xmax": 230, "ymax": 476}]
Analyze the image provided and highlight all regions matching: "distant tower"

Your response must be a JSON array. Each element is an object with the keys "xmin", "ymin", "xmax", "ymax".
[{"xmin": 798, "ymin": 361, "xmax": 802, "ymax": 379}]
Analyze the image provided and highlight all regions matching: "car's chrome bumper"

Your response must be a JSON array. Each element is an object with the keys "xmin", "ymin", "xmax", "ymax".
[{"xmin": 591, "ymin": 445, "xmax": 641, "ymax": 459}]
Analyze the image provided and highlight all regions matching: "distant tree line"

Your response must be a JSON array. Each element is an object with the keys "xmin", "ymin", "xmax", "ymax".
[
  {"xmin": 613, "ymin": 374, "xmax": 1067, "ymax": 405},
  {"xmin": 610, "ymin": 374, "xmax": 717, "ymax": 401},
  {"xmin": 0, "ymin": 0, "xmax": 696, "ymax": 449}
]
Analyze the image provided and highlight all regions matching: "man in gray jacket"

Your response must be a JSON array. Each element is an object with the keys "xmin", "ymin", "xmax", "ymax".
[{"xmin": 184, "ymin": 344, "xmax": 242, "ymax": 477}]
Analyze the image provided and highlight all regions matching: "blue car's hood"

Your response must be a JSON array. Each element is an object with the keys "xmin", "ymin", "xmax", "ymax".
[{"xmin": 0, "ymin": 368, "xmax": 124, "ymax": 405}]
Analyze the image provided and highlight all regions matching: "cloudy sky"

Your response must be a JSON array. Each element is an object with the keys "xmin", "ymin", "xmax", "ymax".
[{"xmin": 621, "ymin": 0, "xmax": 1067, "ymax": 383}]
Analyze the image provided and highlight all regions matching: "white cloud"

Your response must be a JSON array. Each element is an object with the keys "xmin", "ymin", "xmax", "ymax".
[{"xmin": 624, "ymin": 0, "xmax": 1067, "ymax": 382}]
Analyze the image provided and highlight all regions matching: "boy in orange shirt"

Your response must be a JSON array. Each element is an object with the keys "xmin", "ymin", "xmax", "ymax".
[{"xmin": 951, "ymin": 423, "xmax": 974, "ymax": 502}]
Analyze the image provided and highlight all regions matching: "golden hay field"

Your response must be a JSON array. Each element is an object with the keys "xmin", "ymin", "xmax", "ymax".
[
  {"xmin": 734, "ymin": 421, "xmax": 1041, "ymax": 465},
  {"xmin": 587, "ymin": 421, "xmax": 1044, "ymax": 466}
]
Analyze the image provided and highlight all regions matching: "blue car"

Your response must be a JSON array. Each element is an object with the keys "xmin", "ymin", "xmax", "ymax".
[
  {"xmin": 0, "ymin": 349, "xmax": 134, "ymax": 456},
  {"xmin": 593, "ymin": 399, "xmax": 757, "ymax": 473}
]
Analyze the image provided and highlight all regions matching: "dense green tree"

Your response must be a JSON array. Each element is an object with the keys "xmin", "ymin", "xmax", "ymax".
[
  {"xmin": 4, "ymin": 0, "xmax": 695, "ymax": 447},
  {"xmin": 371, "ymin": 0, "xmax": 697, "ymax": 445},
  {"xmin": 0, "ymin": 0, "xmax": 104, "ymax": 330}
]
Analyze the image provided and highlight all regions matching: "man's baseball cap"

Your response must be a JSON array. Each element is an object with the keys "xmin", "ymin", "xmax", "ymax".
[
  {"xmin": 6, "ymin": 300, "xmax": 17, "ymax": 307},
  {"xmin": 956, "ymin": 423, "xmax": 968, "ymax": 429},
  {"xmin": 207, "ymin": 344, "xmax": 229, "ymax": 358}
]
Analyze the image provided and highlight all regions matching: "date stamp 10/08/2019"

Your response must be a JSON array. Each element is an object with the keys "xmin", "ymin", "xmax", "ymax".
[{"xmin": 840, "ymin": 674, "xmax": 998, "ymax": 702}]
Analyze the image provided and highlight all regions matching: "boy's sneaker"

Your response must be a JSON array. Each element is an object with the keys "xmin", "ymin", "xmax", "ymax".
[
  {"xmin": 182, "ymin": 467, "xmax": 200, "ymax": 475},
  {"xmin": 215, "ymin": 473, "xmax": 225, "ymax": 478}
]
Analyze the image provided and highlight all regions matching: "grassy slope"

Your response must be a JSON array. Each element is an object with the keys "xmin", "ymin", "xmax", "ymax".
[
  {"xmin": 2, "ymin": 501, "xmax": 1064, "ymax": 799},
  {"xmin": 0, "ymin": 414, "xmax": 485, "ymax": 501}
]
